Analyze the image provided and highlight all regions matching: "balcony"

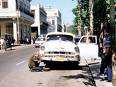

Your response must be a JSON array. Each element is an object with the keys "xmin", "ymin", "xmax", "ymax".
[{"xmin": 17, "ymin": 8, "xmax": 34, "ymax": 23}]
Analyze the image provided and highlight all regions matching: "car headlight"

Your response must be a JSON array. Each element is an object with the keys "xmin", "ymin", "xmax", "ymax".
[
  {"xmin": 74, "ymin": 47, "xmax": 79, "ymax": 52},
  {"xmin": 40, "ymin": 46, "xmax": 45, "ymax": 50},
  {"xmin": 75, "ymin": 55, "xmax": 80, "ymax": 61}
]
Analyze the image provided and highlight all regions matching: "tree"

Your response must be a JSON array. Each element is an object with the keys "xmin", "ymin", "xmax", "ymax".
[
  {"xmin": 93, "ymin": 0, "xmax": 110, "ymax": 34},
  {"xmin": 72, "ymin": 0, "xmax": 110, "ymax": 36},
  {"xmin": 69, "ymin": 25, "xmax": 78, "ymax": 35},
  {"xmin": 93, "ymin": 0, "xmax": 110, "ymax": 45},
  {"xmin": 88, "ymin": 0, "xmax": 94, "ymax": 35},
  {"xmin": 110, "ymin": 0, "xmax": 116, "ymax": 85},
  {"xmin": 72, "ymin": 0, "xmax": 89, "ymax": 35},
  {"xmin": 72, "ymin": 4, "xmax": 81, "ymax": 35}
]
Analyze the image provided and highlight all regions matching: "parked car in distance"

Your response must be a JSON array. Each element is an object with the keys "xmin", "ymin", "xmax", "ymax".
[
  {"xmin": 77, "ymin": 35, "xmax": 101, "ymax": 65},
  {"xmin": 35, "ymin": 37, "xmax": 45, "ymax": 48},
  {"xmin": 40, "ymin": 32, "xmax": 80, "ymax": 66},
  {"xmin": 74, "ymin": 36, "xmax": 81, "ymax": 44}
]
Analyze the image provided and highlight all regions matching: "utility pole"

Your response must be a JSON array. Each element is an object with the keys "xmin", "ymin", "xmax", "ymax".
[{"xmin": 89, "ymin": 0, "xmax": 94, "ymax": 35}]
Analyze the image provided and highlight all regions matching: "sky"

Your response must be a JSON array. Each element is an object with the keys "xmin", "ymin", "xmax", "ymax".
[{"xmin": 31, "ymin": 0, "xmax": 77, "ymax": 25}]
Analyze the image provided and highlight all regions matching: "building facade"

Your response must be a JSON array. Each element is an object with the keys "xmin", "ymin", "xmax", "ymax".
[
  {"xmin": 31, "ymin": 4, "xmax": 48, "ymax": 38},
  {"xmin": 45, "ymin": 8, "xmax": 62, "ymax": 32},
  {"xmin": 0, "ymin": 0, "xmax": 34, "ymax": 44}
]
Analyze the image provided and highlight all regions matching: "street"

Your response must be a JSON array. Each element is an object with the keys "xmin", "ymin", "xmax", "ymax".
[
  {"xmin": 0, "ymin": 0, "xmax": 115, "ymax": 86},
  {"xmin": 0, "ymin": 45, "xmax": 114, "ymax": 87}
]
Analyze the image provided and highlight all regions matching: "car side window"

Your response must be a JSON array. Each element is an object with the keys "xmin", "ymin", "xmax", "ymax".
[
  {"xmin": 88, "ymin": 37, "xmax": 96, "ymax": 43},
  {"xmin": 80, "ymin": 37, "xmax": 87, "ymax": 43}
]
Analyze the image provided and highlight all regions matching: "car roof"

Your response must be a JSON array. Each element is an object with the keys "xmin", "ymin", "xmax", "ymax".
[
  {"xmin": 46, "ymin": 32, "xmax": 74, "ymax": 37},
  {"xmin": 82, "ymin": 35, "xmax": 97, "ymax": 37}
]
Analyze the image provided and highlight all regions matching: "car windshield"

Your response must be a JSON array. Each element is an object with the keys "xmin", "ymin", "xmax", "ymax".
[
  {"xmin": 74, "ymin": 37, "xmax": 80, "ymax": 43},
  {"xmin": 47, "ymin": 35, "xmax": 73, "ymax": 42}
]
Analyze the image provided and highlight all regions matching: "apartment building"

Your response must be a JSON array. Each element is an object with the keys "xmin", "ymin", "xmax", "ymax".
[
  {"xmin": 45, "ymin": 8, "xmax": 62, "ymax": 32},
  {"xmin": 0, "ymin": 0, "xmax": 34, "ymax": 44},
  {"xmin": 31, "ymin": 4, "xmax": 48, "ymax": 38}
]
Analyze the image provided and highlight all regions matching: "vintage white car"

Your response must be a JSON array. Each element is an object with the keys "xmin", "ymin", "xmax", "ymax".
[
  {"xmin": 77, "ymin": 35, "xmax": 101, "ymax": 65},
  {"xmin": 34, "ymin": 37, "xmax": 45, "ymax": 48},
  {"xmin": 40, "ymin": 32, "xmax": 80, "ymax": 65}
]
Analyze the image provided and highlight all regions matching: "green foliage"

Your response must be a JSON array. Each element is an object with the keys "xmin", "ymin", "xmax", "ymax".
[
  {"xmin": 68, "ymin": 25, "xmax": 78, "ymax": 35},
  {"xmin": 71, "ymin": 0, "xmax": 110, "ymax": 35},
  {"xmin": 72, "ymin": 5, "xmax": 80, "ymax": 25},
  {"xmin": 72, "ymin": 6, "xmax": 78, "ymax": 16},
  {"xmin": 72, "ymin": 0, "xmax": 89, "ymax": 35},
  {"xmin": 93, "ymin": 0, "xmax": 110, "ymax": 35}
]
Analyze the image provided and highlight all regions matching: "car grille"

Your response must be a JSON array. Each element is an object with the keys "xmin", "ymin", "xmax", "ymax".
[
  {"xmin": 45, "ymin": 51, "xmax": 75, "ymax": 55},
  {"xmin": 44, "ymin": 51, "xmax": 75, "ymax": 58}
]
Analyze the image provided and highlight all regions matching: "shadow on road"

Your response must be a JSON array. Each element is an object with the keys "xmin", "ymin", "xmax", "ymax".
[
  {"xmin": 5, "ymin": 48, "xmax": 16, "ymax": 51},
  {"xmin": 60, "ymin": 63, "xmax": 101, "ymax": 79},
  {"xmin": 46, "ymin": 62, "xmax": 82, "ymax": 70},
  {"xmin": 62, "ymin": 73, "xmax": 89, "ymax": 79},
  {"xmin": 60, "ymin": 63, "xmax": 101, "ymax": 87}
]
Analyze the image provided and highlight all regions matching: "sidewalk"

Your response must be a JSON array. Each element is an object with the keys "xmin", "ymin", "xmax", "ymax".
[
  {"xmin": 0, "ymin": 44, "xmax": 32, "ymax": 54},
  {"xmin": 96, "ymin": 79, "xmax": 115, "ymax": 87},
  {"xmin": 84, "ymin": 64, "xmax": 116, "ymax": 87}
]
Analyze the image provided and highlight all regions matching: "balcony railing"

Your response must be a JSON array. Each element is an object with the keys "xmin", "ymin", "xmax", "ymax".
[{"xmin": 18, "ymin": 8, "xmax": 34, "ymax": 18}]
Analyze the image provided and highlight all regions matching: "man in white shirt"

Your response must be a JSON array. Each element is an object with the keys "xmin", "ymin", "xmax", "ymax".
[{"xmin": 0, "ymin": 38, "xmax": 5, "ymax": 50}]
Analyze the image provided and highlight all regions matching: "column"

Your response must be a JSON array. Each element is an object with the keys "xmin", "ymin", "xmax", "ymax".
[
  {"xmin": 13, "ymin": 21, "xmax": 18, "ymax": 44},
  {"xmin": 38, "ymin": 25, "xmax": 40, "ymax": 36},
  {"xmin": 55, "ymin": 18, "xmax": 57, "ymax": 32},
  {"xmin": 1, "ymin": 23, "xmax": 6, "ymax": 36},
  {"xmin": 37, "ymin": 4, "xmax": 40, "ymax": 36}
]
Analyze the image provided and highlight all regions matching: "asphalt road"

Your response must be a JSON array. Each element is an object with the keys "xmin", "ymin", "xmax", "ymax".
[
  {"xmin": 0, "ymin": 45, "xmax": 114, "ymax": 87},
  {"xmin": 0, "ymin": 45, "xmax": 36, "ymax": 81}
]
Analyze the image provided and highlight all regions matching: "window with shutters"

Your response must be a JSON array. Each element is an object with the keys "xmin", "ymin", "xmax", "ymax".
[{"xmin": 2, "ymin": 0, "xmax": 8, "ymax": 8}]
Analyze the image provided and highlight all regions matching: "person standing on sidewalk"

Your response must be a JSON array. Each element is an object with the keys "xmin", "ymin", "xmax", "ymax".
[
  {"xmin": 100, "ymin": 32, "xmax": 112, "ymax": 82},
  {"xmin": 0, "ymin": 37, "xmax": 6, "ymax": 50},
  {"xmin": 103, "ymin": 32, "xmax": 112, "ymax": 82}
]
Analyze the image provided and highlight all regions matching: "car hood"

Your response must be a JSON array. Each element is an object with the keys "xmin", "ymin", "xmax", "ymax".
[
  {"xmin": 43, "ymin": 40, "xmax": 76, "ymax": 52},
  {"xmin": 35, "ymin": 41, "xmax": 45, "ymax": 44}
]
